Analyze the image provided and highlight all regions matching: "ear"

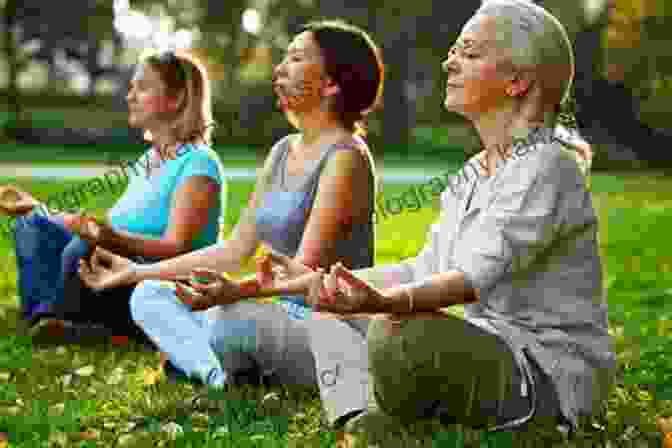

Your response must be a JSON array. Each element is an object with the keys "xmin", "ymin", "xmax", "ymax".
[
  {"xmin": 164, "ymin": 90, "xmax": 186, "ymax": 112},
  {"xmin": 506, "ymin": 70, "xmax": 534, "ymax": 97},
  {"xmin": 322, "ymin": 77, "xmax": 341, "ymax": 98}
]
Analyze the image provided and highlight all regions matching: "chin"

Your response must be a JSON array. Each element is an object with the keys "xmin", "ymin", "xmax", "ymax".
[
  {"xmin": 443, "ymin": 99, "xmax": 461, "ymax": 114},
  {"xmin": 128, "ymin": 117, "xmax": 144, "ymax": 129},
  {"xmin": 285, "ymin": 110, "xmax": 299, "ymax": 129}
]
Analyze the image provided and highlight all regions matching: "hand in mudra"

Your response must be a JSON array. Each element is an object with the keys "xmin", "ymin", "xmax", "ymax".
[
  {"xmin": 307, "ymin": 262, "xmax": 385, "ymax": 314},
  {"xmin": 0, "ymin": 185, "xmax": 40, "ymax": 216},
  {"xmin": 78, "ymin": 247, "xmax": 136, "ymax": 291},
  {"xmin": 63, "ymin": 214, "xmax": 116, "ymax": 247},
  {"xmin": 175, "ymin": 269, "xmax": 243, "ymax": 311},
  {"xmin": 256, "ymin": 248, "xmax": 313, "ymax": 288}
]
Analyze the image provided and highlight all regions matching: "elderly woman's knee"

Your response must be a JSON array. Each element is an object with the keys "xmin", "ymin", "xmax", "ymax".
[
  {"xmin": 369, "ymin": 311, "xmax": 453, "ymax": 340},
  {"xmin": 368, "ymin": 314, "xmax": 403, "ymax": 340},
  {"xmin": 366, "ymin": 315, "xmax": 407, "ymax": 369}
]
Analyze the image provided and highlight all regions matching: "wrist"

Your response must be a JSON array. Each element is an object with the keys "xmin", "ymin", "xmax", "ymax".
[
  {"xmin": 129, "ymin": 262, "xmax": 153, "ymax": 283},
  {"xmin": 99, "ymin": 225, "xmax": 118, "ymax": 247},
  {"xmin": 405, "ymin": 286, "xmax": 415, "ymax": 313},
  {"xmin": 382, "ymin": 286, "xmax": 414, "ymax": 314},
  {"xmin": 238, "ymin": 278, "xmax": 261, "ymax": 298}
]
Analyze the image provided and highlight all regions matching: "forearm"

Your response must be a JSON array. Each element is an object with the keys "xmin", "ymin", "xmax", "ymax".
[
  {"xmin": 226, "ymin": 261, "xmax": 417, "ymax": 305},
  {"xmin": 378, "ymin": 270, "xmax": 477, "ymax": 314},
  {"xmin": 232, "ymin": 259, "xmax": 415, "ymax": 302},
  {"xmin": 226, "ymin": 271, "xmax": 318, "ymax": 303},
  {"xmin": 99, "ymin": 229, "xmax": 190, "ymax": 259},
  {"xmin": 349, "ymin": 261, "xmax": 415, "ymax": 290},
  {"xmin": 132, "ymin": 240, "xmax": 252, "ymax": 282}
]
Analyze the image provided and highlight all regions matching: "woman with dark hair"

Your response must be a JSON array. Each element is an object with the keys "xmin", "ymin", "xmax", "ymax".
[
  {"xmin": 80, "ymin": 20, "xmax": 383, "ymax": 410},
  {"xmin": 0, "ymin": 50, "xmax": 226, "ymax": 342}
]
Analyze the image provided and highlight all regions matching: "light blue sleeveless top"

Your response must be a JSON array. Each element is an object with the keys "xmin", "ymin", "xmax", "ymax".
[
  {"xmin": 255, "ymin": 134, "xmax": 376, "ymax": 319},
  {"xmin": 107, "ymin": 143, "xmax": 226, "ymax": 250}
]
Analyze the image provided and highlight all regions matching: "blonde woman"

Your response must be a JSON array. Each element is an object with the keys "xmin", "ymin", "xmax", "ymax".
[{"xmin": 1, "ymin": 50, "xmax": 226, "ymax": 342}]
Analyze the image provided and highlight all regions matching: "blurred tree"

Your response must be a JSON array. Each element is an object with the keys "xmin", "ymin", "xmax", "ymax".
[
  {"xmin": 309, "ymin": 0, "xmax": 479, "ymax": 155},
  {"xmin": 12, "ymin": 0, "xmax": 122, "ymax": 96},
  {"xmin": 131, "ymin": 0, "xmax": 267, "ymax": 141},
  {"xmin": 565, "ymin": 0, "xmax": 672, "ymax": 167},
  {"xmin": 1, "ymin": 0, "xmax": 25, "ymax": 131},
  {"xmin": 374, "ymin": 3, "xmax": 415, "ymax": 155},
  {"xmin": 637, "ymin": 0, "xmax": 672, "ymax": 131}
]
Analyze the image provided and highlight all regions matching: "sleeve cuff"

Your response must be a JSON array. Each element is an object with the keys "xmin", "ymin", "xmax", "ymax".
[{"xmin": 453, "ymin": 252, "xmax": 511, "ymax": 296}]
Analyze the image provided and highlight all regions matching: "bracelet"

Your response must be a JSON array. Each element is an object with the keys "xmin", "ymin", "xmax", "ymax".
[
  {"xmin": 129, "ymin": 262, "xmax": 156, "ymax": 282},
  {"xmin": 405, "ymin": 286, "xmax": 414, "ymax": 313}
]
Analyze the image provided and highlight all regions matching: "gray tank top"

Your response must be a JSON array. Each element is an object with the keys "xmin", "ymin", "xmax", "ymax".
[{"xmin": 255, "ymin": 134, "xmax": 376, "ymax": 318}]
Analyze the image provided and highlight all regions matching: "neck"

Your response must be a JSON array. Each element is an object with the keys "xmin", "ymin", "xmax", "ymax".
[
  {"xmin": 473, "ymin": 106, "xmax": 555, "ymax": 159},
  {"xmin": 147, "ymin": 125, "xmax": 180, "ymax": 159},
  {"xmin": 292, "ymin": 108, "xmax": 347, "ymax": 147}
]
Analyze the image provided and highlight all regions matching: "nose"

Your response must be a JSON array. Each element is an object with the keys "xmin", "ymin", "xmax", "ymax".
[
  {"xmin": 441, "ymin": 46, "xmax": 459, "ymax": 74},
  {"xmin": 442, "ymin": 52, "xmax": 458, "ymax": 75}
]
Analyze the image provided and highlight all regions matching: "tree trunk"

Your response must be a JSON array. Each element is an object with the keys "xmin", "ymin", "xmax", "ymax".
[
  {"xmin": 380, "ymin": 36, "xmax": 412, "ymax": 155},
  {"xmin": 375, "ymin": 7, "xmax": 413, "ymax": 156},
  {"xmin": 3, "ymin": 0, "xmax": 22, "ymax": 128}
]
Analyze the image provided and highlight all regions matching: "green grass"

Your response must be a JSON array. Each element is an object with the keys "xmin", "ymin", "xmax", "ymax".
[
  {"xmin": 0, "ymin": 109, "xmax": 129, "ymax": 130},
  {"xmin": 0, "ymin": 172, "xmax": 670, "ymax": 447}
]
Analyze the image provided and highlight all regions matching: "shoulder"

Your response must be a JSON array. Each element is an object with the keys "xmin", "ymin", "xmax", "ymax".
[
  {"xmin": 175, "ymin": 143, "xmax": 218, "ymax": 161},
  {"xmin": 440, "ymin": 152, "xmax": 484, "ymax": 200},
  {"xmin": 254, "ymin": 133, "xmax": 296, "ymax": 189},
  {"xmin": 322, "ymin": 138, "xmax": 374, "ymax": 181},
  {"xmin": 263, "ymin": 134, "xmax": 295, "ymax": 170},
  {"xmin": 499, "ymin": 138, "xmax": 584, "ymax": 192},
  {"xmin": 172, "ymin": 144, "xmax": 225, "ymax": 184},
  {"xmin": 174, "ymin": 144, "xmax": 222, "ymax": 172},
  {"xmin": 552, "ymin": 125, "xmax": 593, "ymax": 175},
  {"xmin": 329, "ymin": 135, "xmax": 372, "ymax": 167}
]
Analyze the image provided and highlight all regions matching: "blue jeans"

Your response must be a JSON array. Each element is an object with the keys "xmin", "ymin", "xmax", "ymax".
[
  {"xmin": 14, "ymin": 211, "xmax": 146, "ymax": 339},
  {"xmin": 14, "ymin": 211, "xmax": 90, "ymax": 321}
]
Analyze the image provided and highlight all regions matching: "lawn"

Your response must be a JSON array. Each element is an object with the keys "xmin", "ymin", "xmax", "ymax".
[{"xmin": 0, "ymin": 171, "xmax": 670, "ymax": 447}]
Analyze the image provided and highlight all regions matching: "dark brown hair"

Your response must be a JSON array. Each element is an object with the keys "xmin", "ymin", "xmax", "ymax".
[
  {"xmin": 301, "ymin": 20, "xmax": 384, "ymax": 136},
  {"xmin": 141, "ymin": 50, "xmax": 216, "ymax": 146}
]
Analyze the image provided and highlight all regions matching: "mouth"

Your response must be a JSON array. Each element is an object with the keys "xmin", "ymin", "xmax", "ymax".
[
  {"xmin": 273, "ymin": 81, "xmax": 290, "ymax": 92},
  {"xmin": 272, "ymin": 85, "xmax": 290, "ymax": 109},
  {"xmin": 273, "ymin": 83, "xmax": 285, "ymax": 96}
]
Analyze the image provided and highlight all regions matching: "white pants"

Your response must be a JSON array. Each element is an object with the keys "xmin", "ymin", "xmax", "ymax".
[{"xmin": 129, "ymin": 279, "xmax": 373, "ymax": 424}]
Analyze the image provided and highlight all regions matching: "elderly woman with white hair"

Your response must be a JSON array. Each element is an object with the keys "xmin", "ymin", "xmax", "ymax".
[{"xmin": 255, "ymin": 0, "xmax": 614, "ymax": 441}]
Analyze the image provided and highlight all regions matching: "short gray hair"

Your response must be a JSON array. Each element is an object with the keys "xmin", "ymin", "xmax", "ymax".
[{"xmin": 477, "ymin": 0, "xmax": 575, "ymax": 106}]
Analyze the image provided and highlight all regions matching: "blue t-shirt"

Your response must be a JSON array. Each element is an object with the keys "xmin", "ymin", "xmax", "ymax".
[{"xmin": 107, "ymin": 143, "xmax": 226, "ymax": 250}]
